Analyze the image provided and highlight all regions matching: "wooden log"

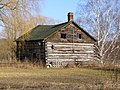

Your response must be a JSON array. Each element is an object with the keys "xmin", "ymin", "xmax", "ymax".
[{"xmin": 45, "ymin": 42, "xmax": 95, "ymax": 64}]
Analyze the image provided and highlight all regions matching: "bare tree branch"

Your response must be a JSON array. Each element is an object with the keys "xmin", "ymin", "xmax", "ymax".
[{"xmin": 77, "ymin": 0, "xmax": 120, "ymax": 63}]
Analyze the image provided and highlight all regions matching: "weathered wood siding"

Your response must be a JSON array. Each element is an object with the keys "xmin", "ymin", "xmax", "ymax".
[
  {"xmin": 16, "ymin": 41, "xmax": 46, "ymax": 65},
  {"xmin": 46, "ymin": 42, "xmax": 95, "ymax": 67},
  {"xmin": 46, "ymin": 23, "xmax": 96, "ymax": 43},
  {"xmin": 45, "ymin": 23, "xmax": 96, "ymax": 67}
]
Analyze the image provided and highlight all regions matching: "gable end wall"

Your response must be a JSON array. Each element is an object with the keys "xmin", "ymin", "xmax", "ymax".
[{"xmin": 45, "ymin": 24, "xmax": 96, "ymax": 67}]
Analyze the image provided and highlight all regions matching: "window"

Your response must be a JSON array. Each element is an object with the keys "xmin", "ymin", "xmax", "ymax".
[
  {"xmin": 61, "ymin": 33, "xmax": 66, "ymax": 39},
  {"xmin": 77, "ymin": 33, "xmax": 82, "ymax": 39}
]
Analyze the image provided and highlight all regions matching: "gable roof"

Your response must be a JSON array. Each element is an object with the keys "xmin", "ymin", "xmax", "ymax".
[{"xmin": 16, "ymin": 21, "xmax": 97, "ymax": 42}]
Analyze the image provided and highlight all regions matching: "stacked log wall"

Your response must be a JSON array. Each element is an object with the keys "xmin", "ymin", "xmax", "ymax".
[{"xmin": 46, "ymin": 42, "xmax": 95, "ymax": 67}]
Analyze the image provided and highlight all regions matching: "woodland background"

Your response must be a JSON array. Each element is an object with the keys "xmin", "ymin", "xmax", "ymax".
[{"xmin": 0, "ymin": 0, "xmax": 120, "ymax": 64}]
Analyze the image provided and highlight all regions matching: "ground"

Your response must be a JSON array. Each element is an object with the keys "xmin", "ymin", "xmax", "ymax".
[{"xmin": 0, "ymin": 67, "xmax": 119, "ymax": 90}]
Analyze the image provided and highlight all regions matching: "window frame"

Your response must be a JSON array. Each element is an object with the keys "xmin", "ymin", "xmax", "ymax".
[
  {"xmin": 61, "ymin": 33, "xmax": 67, "ymax": 39},
  {"xmin": 77, "ymin": 33, "xmax": 82, "ymax": 39}
]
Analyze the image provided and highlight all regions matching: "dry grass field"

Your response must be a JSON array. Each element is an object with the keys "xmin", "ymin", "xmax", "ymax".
[{"xmin": 0, "ymin": 67, "xmax": 119, "ymax": 90}]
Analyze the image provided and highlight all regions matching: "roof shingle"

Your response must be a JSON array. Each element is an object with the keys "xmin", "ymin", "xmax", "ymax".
[
  {"xmin": 16, "ymin": 21, "xmax": 96, "ymax": 42},
  {"xmin": 16, "ymin": 22, "xmax": 68, "ymax": 41}
]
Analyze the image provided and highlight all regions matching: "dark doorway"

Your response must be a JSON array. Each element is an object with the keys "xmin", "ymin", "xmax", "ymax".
[{"xmin": 33, "ymin": 53, "xmax": 36, "ymax": 60}]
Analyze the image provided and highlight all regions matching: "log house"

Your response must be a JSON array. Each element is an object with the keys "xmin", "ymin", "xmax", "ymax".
[{"xmin": 16, "ymin": 12, "xmax": 97, "ymax": 67}]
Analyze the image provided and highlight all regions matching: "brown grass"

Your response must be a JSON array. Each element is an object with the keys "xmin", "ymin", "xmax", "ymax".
[{"xmin": 0, "ymin": 67, "xmax": 119, "ymax": 90}]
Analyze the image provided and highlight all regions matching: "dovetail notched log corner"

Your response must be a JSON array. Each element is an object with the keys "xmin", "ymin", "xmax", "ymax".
[{"xmin": 16, "ymin": 12, "xmax": 97, "ymax": 68}]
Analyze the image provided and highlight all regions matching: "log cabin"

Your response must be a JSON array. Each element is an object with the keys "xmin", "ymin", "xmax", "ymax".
[{"xmin": 16, "ymin": 12, "xmax": 97, "ymax": 67}]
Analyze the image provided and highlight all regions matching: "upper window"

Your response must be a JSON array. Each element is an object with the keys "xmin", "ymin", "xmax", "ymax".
[
  {"xmin": 61, "ymin": 33, "xmax": 66, "ymax": 39},
  {"xmin": 77, "ymin": 33, "xmax": 82, "ymax": 39}
]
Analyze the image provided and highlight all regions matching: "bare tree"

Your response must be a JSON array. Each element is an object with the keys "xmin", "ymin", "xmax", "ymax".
[
  {"xmin": 76, "ymin": 0, "xmax": 120, "ymax": 63},
  {"xmin": 0, "ymin": 0, "xmax": 43, "ymax": 61},
  {"xmin": 0, "ymin": 0, "xmax": 18, "ymax": 24},
  {"xmin": 0, "ymin": 0, "xmax": 58, "ymax": 61}
]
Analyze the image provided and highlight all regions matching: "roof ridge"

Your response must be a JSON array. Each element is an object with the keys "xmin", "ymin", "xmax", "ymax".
[
  {"xmin": 54, "ymin": 22, "xmax": 68, "ymax": 26},
  {"xmin": 38, "ymin": 24, "xmax": 54, "ymax": 26},
  {"xmin": 34, "ymin": 22, "xmax": 68, "ymax": 28},
  {"xmin": 51, "ymin": 22, "xmax": 68, "ymax": 28}
]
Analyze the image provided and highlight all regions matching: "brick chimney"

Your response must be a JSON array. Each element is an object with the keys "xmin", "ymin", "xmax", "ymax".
[{"xmin": 68, "ymin": 12, "xmax": 74, "ymax": 22}]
